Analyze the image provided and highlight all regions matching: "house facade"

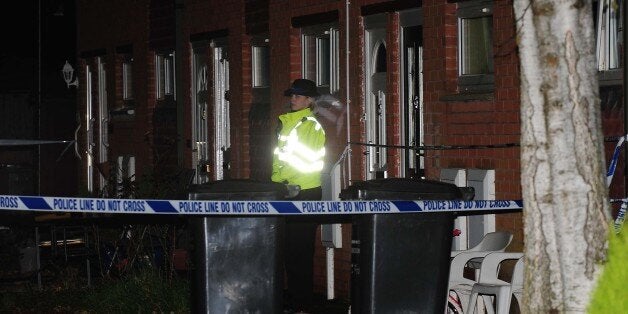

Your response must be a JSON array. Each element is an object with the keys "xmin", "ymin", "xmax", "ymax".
[{"xmin": 74, "ymin": 0, "xmax": 624, "ymax": 299}]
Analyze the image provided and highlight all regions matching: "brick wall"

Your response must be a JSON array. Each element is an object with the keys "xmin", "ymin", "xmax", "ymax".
[{"xmin": 74, "ymin": 0, "xmax": 551, "ymax": 302}]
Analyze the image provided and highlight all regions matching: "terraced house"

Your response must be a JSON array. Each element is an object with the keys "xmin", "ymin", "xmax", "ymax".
[{"xmin": 74, "ymin": 0, "xmax": 625, "ymax": 303}]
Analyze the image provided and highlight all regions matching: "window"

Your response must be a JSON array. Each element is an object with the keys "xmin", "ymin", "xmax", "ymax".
[
  {"xmin": 123, "ymin": 56, "xmax": 133, "ymax": 100},
  {"xmin": 155, "ymin": 51, "xmax": 175, "ymax": 99},
  {"xmin": 302, "ymin": 24, "xmax": 340, "ymax": 94},
  {"xmin": 252, "ymin": 44, "xmax": 270, "ymax": 87},
  {"xmin": 595, "ymin": 0, "xmax": 622, "ymax": 71},
  {"xmin": 114, "ymin": 46, "xmax": 135, "ymax": 114},
  {"xmin": 457, "ymin": 0, "xmax": 494, "ymax": 92}
]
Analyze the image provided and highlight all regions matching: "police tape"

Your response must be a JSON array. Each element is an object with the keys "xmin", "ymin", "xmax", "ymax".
[
  {"xmin": 0, "ymin": 195, "xmax": 523, "ymax": 215},
  {"xmin": 606, "ymin": 134, "xmax": 626, "ymax": 187},
  {"xmin": 614, "ymin": 200, "xmax": 626, "ymax": 233}
]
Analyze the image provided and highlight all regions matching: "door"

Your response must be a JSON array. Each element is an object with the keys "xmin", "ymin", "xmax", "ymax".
[
  {"xmin": 192, "ymin": 45, "xmax": 209, "ymax": 183},
  {"xmin": 365, "ymin": 27, "xmax": 387, "ymax": 179},
  {"xmin": 402, "ymin": 25, "xmax": 424, "ymax": 178},
  {"xmin": 213, "ymin": 41, "xmax": 230, "ymax": 180},
  {"xmin": 97, "ymin": 57, "xmax": 108, "ymax": 192},
  {"xmin": 85, "ymin": 64, "xmax": 94, "ymax": 193}
]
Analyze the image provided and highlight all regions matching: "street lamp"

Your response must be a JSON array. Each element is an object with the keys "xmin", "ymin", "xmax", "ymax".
[{"xmin": 62, "ymin": 60, "xmax": 79, "ymax": 88}]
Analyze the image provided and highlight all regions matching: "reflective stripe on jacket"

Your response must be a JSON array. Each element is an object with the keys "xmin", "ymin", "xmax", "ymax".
[{"xmin": 271, "ymin": 107, "xmax": 326, "ymax": 190}]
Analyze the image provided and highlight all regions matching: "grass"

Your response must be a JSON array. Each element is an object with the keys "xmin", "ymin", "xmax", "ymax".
[{"xmin": 0, "ymin": 269, "xmax": 190, "ymax": 313}]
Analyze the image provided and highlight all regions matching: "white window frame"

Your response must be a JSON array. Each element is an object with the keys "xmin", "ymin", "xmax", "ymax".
[
  {"xmin": 595, "ymin": 0, "xmax": 622, "ymax": 71},
  {"xmin": 441, "ymin": 168, "xmax": 496, "ymax": 250},
  {"xmin": 301, "ymin": 24, "xmax": 340, "ymax": 94},
  {"xmin": 155, "ymin": 51, "xmax": 175, "ymax": 100},
  {"xmin": 457, "ymin": 0, "xmax": 494, "ymax": 92},
  {"xmin": 252, "ymin": 43, "xmax": 270, "ymax": 88},
  {"xmin": 122, "ymin": 56, "xmax": 134, "ymax": 100}
]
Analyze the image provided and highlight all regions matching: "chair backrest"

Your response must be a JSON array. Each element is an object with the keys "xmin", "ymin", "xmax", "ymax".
[
  {"xmin": 511, "ymin": 257, "xmax": 524, "ymax": 289},
  {"xmin": 449, "ymin": 251, "xmax": 488, "ymax": 287},
  {"xmin": 469, "ymin": 231, "xmax": 513, "ymax": 252},
  {"xmin": 477, "ymin": 252, "xmax": 523, "ymax": 285}
]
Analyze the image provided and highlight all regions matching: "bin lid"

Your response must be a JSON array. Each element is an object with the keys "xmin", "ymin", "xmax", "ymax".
[
  {"xmin": 188, "ymin": 179, "xmax": 288, "ymax": 200},
  {"xmin": 339, "ymin": 178, "xmax": 468, "ymax": 201}
]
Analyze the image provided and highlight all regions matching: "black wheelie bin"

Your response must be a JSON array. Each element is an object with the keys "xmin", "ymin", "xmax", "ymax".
[
  {"xmin": 340, "ymin": 178, "xmax": 473, "ymax": 314},
  {"xmin": 188, "ymin": 179, "xmax": 287, "ymax": 314}
]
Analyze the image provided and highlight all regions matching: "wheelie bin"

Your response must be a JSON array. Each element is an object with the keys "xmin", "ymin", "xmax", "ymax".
[
  {"xmin": 340, "ymin": 178, "xmax": 473, "ymax": 314},
  {"xmin": 188, "ymin": 179, "xmax": 287, "ymax": 314}
]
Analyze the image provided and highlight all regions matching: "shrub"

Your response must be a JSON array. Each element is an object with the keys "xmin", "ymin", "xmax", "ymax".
[{"xmin": 588, "ymin": 230, "xmax": 628, "ymax": 313}]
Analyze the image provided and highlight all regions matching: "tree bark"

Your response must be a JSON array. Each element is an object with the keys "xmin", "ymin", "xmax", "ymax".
[{"xmin": 513, "ymin": 0, "xmax": 611, "ymax": 312}]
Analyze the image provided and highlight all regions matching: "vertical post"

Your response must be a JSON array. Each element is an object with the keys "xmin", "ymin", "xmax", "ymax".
[
  {"xmin": 326, "ymin": 247, "xmax": 335, "ymax": 300},
  {"xmin": 37, "ymin": 0, "xmax": 42, "ymax": 195},
  {"xmin": 345, "ymin": 0, "xmax": 352, "ymax": 182},
  {"xmin": 35, "ymin": 227, "xmax": 42, "ymax": 290},
  {"xmin": 86, "ymin": 227, "xmax": 91, "ymax": 287},
  {"xmin": 175, "ymin": 0, "xmax": 185, "ymax": 166},
  {"xmin": 621, "ymin": 1, "xmax": 628, "ymax": 195}
]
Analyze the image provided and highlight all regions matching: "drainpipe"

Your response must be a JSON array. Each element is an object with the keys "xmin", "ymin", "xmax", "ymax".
[
  {"xmin": 621, "ymin": 1, "xmax": 628, "ymax": 195},
  {"xmin": 175, "ymin": 0, "xmax": 185, "ymax": 166},
  {"xmin": 325, "ymin": 0, "xmax": 352, "ymax": 301},
  {"xmin": 38, "ymin": 0, "xmax": 42, "ymax": 195},
  {"xmin": 345, "ymin": 0, "xmax": 352, "ymax": 182}
]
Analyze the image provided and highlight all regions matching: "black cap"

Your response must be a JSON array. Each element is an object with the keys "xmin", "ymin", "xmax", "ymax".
[{"xmin": 283, "ymin": 79, "xmax": 320, "ymax": 97}]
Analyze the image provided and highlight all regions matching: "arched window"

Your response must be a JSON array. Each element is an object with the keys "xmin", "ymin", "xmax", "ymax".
[{"xmin": 374, "ymin": 42, "xmax": 387, "ymax": 73}]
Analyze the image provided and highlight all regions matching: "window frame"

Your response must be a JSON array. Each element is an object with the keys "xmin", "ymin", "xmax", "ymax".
[
  {"xmin": 301, "ymin": 23, "xmax": 340, "ymax": 94},
  {"xmin": 457, "ymin": 0, "xmax": 494, "ymax": 92},
  {"xmin": 251, "ymin": 38, "xmax": 270, "ymax": 88},
  {"xmin": 122, "ymin": 55, "xmax": 134, "ymax": 101},
  {"xmin": 155, "ymin": 51, "xmax": 176, "ymax": 100}
]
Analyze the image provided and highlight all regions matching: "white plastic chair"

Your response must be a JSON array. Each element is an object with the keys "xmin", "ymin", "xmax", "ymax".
[
  {"xmin": 451, "ymin": 231, "xmax": 513, "ymax": 258},
  {"xmin": 447, "ymin": 232, "xmax": 513, "ymax": 312},
  {"xmin": 452, "ymin": 231, "xmax": 513, "ymax": 271},
  {"xmin": 448, "ymin": 251, "xmax": 497, "ymax": 313},
  {"xmin": 466, "ymin": 252, "xmax": 524, "ymax": 314}
]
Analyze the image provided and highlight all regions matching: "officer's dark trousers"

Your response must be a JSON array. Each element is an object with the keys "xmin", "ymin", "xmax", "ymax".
[{"xmin": 284, "ymin": 186, "xmax": 322, "ymax": 309}]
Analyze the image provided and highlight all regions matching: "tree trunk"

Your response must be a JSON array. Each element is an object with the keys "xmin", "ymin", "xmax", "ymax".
[{"xmin": 513, "ymin": 0, "xmax": 611, "ymax": 312}]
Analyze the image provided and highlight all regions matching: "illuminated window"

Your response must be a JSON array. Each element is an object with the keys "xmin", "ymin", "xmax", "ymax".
[
  {"xmin": 122, "ymin": 56, "xmax": 133, "ymax": 100},
  {"xmin": 252, "ymin": 45, "xmax": 270, "ymax": 87},
  {"xmin": 302, "ymin": 24, "xmax": 340, "ymax": 94},
  {"xmin": 155, "ymin": 51, "xmax": 175, "ymax": 99},
  {"xmin": 458, "ymin": 1, "xmax": 494, "ymax": 92}
]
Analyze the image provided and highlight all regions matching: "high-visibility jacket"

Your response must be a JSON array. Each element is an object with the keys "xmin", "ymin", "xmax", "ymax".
[{"xmin": 271, "ymin": 107, "xmax": 326, "ymax": 190}]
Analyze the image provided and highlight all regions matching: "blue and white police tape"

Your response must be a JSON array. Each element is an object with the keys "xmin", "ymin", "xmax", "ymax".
[
  {"xmin": 611, "ymin": 198, "xmax": 627, "ymax": 233},
  {"xmin": 0, "ymin": 195, "xmax": 523, "ymax": 215},
  {"xmin": 615, "ymin": 201, "xmax": 626, "ymax": 233},
  {"xmin": 606, "ymin": 135, "xmax": 626, "ymax": 187}
]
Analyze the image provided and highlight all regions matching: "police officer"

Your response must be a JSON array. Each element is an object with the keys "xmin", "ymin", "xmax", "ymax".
[{"xmin": 272, "ymin": 79, "xmax": 326, "ymax": 312}]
